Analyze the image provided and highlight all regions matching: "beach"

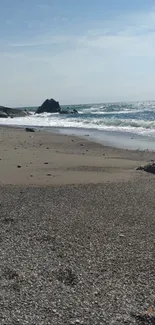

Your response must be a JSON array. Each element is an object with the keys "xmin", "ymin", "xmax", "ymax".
[{"xmin": 1, "ymin": 126, "xmax": 155, "ymax": 324}]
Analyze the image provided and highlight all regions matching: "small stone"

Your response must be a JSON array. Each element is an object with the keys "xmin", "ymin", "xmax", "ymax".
[
  {"xmin": 136, "ymin": 165, "xmax": 144, "ymax": 170},
  {"xmin": 47, "ymin": 173, "xmax": 51, "ymax": 176},
  {"xmin": 44, "ymin": 162, "xmax": 48, "ymax": 164},
  {"xmin": 46, "ymin": 147, "xmax": 49, "ymax": 149},
  {"xmin": 25, "ymin": 127, "xmax": 35, "ymax": 132},
  {"xmin": 17, "ymin": 165, "xmax": 21, "ymax": 168}
]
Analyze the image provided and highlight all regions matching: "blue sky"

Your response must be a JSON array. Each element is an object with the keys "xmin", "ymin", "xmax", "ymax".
[{"xmin": 1, "ymin": 0, "xmax": 155, "ymax": 106}]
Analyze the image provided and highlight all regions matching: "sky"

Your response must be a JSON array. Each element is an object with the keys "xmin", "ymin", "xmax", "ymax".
[{"xmin": 1, "ymin": 0, "xmax": 155, "ymax": 106}]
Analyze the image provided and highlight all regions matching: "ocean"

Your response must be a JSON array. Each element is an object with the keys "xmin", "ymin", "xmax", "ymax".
[{"xmin": 1, "ymin": 101, "xmax": 155, "ymax": 150}]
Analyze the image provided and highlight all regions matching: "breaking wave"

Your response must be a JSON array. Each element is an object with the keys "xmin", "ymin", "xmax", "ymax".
[{"xmin": 1, "ymin": 101, "xmax": 155, "ymax": 137}]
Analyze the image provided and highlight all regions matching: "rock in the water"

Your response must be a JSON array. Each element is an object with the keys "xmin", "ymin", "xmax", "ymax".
[
  {"xmin": 25, "ymin": 127, "xmax": 35, "ymax": 132},
  {"xmin": 0, "ymin": 105, "xmax": 30, "ymax": 118},
  {"xmin": 137, "ymin": 162, "xmax": 155, "ymax": 174},
  {"xmin": 73, "ymin": 108, "xmax": 78, "ymax": 114},
  {"xmin": 60, "ymin": 108, "xmax": 78, "ymax": 114},
  {"xmin": 36, "ymin": 99, "xmax": 79, "ymax": 114},
  {"xmin": 59, "ymin": 110, "xmax": 69, "ymax": 115},
  {"xmin": 36, "ymin": 98, "xmax": 61, "ymax": 114},
  {"xmin": 0, "ymin": 111, "xmax": 8, "ymax": 118}
]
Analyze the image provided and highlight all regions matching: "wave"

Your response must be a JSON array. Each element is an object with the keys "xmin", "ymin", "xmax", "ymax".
[
  {"xmin": 79, "ymin": 109, "xmax": 149, "ymax": 115},
  {"xmin": 1, "ymin": 100, "xmax": 155, "ymax": 138},
  {"xmin": 78, "ymin": 103, "xmax": 155, "ymax": 115},
  {"xmin": 15, "ymin": 101, "xmax": 155, "ymax": 115},
  {"xmin": 1, "ymin": 113, "xmax": 155, "ymax": 136}
]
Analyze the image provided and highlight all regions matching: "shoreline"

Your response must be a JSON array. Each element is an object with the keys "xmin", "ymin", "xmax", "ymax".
[
  {"xmin": 0, "ymin": 125, "xmax": 154, "ymax": 186},
  {"xmin": 57, "ymin": 126, "xmax": 155, "ymax": 151},
  {"xmin": 1, "ymin": 122, "xmax": 155, "ymax": 152}
]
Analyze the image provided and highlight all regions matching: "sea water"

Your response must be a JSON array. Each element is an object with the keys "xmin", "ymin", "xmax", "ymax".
[{"xmin": 1, "ymin": 101, "xmax": 155, "ymax": 150}]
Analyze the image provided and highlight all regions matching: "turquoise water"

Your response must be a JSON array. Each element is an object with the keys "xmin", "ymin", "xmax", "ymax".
[{"xmin": 1, "ymin": 101, "xmax": 155, "ymax": 150}]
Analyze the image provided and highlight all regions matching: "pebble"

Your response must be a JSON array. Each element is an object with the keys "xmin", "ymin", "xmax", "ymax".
[
  {"xmin": 47, "ymin": 173, "xmax": 51, "ymax": 176},
  {"xmin": 17, "ymin": 165, "xmax": 22, "ymax": 168},
  {"xmin": 119, "ymin": 234, "xmax": 125, "ymax": 238},
  {"xmin": 44, "ymin": 162, "xmax": 48, "ymax": 164}
]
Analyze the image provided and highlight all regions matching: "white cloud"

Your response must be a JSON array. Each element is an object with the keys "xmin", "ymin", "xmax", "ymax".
[{"xmin": 1, "ymin": 8, "xmax": 155, "ymax": 106}]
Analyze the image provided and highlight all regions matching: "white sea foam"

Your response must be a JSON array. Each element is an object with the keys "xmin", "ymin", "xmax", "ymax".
[
  {"xmin": 1, "ymin": 111, "xmax": 155, "ymax": 137},
  {"xmin": 1, "ymin": 101, "xmax": 155, "ymax": 137}
]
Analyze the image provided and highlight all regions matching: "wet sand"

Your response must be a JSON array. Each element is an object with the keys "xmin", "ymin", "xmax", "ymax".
[{"xmin": 0, "ymin": 126, "xmax": 154, "ymax": 186}]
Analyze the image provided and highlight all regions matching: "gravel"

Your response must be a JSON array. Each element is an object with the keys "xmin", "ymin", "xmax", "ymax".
[{"xmin": 0, "ymin": 178, "xmax": 155, "ymax": 324}]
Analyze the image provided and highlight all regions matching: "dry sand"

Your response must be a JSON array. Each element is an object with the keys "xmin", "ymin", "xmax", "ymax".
[{"xmin": 1, "ymin": 126, "xmax": 155, "ymax": 324}]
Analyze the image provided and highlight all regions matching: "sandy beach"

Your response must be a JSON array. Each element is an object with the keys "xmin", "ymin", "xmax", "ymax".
[
  {"xmin": 0, "ymin": 126, "xmax": 154, "ymax": 186},
  {"xmin": 1, "ymin": 126, "xmax": 155, "ymax": 324}
]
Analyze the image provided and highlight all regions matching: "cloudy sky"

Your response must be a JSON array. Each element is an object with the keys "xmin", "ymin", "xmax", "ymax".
[{"xmin": 1, "ymin": 0, "xmax": 155, "ymax": 107}]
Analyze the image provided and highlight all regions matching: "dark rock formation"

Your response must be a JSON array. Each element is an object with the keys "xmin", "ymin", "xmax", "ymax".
[
  {"xmin": 60, "ymin": 108, "xmax": 78, "ymax": 115},
  {"xmin": 36, "ymin": 99, "xmax": 78, "ymax": 114},
  {"xmin": 0, "ymin": 111, "xmax": 8, "ymax": 118},
  {"xmin": 73, "ymin": 109, "xmax": 78, "ymax": 114},
  {"xmin": 0, "ymin": 106, "xmax": 30, "ymax": 118},
  {"xmin": 36, "ymin": 98, "xmax": 61, "ymax": 114},
  {"xmin": 59, "ymin": 110, "xmax": 68, "ymax": 115},
  {"xmin": 137, "ymin": 162, "xmax": 155, "ymax": 174}
]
